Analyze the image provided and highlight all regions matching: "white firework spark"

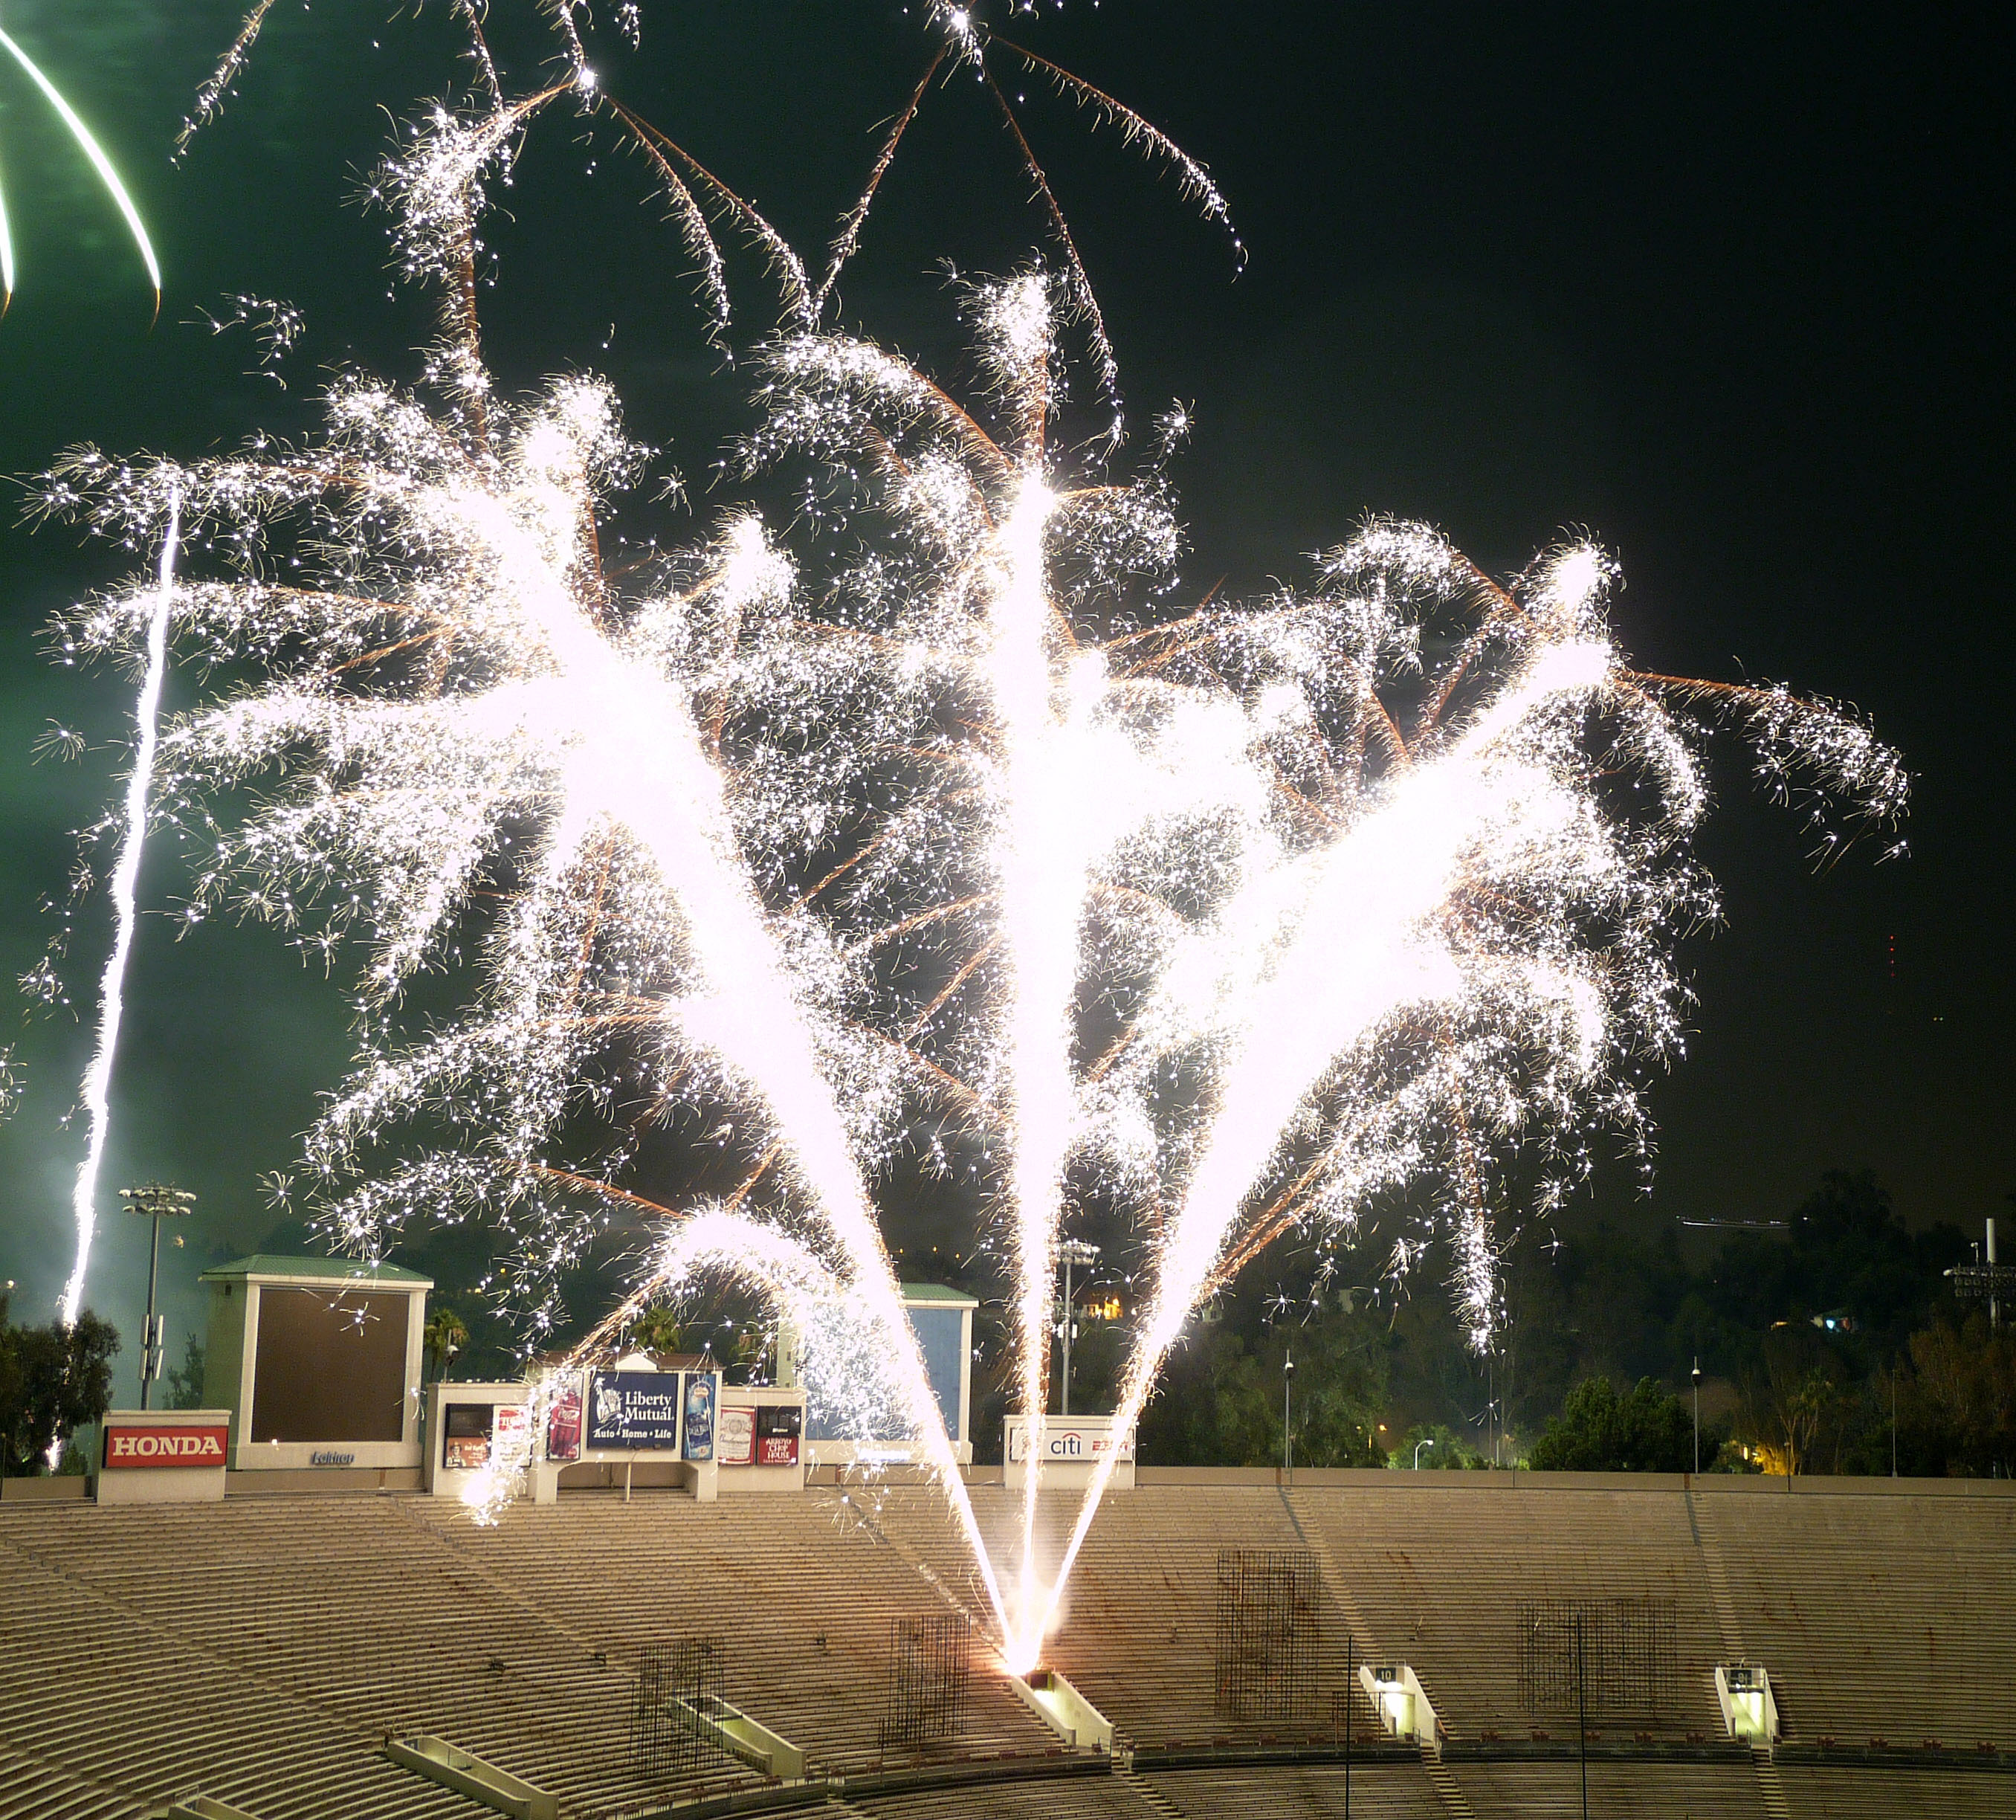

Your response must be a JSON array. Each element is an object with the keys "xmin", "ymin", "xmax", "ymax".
[
  {"xmin": 59, "ymin": 492, "xmax": 181, "ymax": 1328},
  {"xmin": 40, "ymin": 6, "xmax": 1909, "ymax": 1670}
]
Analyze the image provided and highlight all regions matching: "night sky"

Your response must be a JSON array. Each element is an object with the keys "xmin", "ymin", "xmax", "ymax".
[{"xmin": 0, "ymin": 3, "xmax": 2008, "ymax": 1373}]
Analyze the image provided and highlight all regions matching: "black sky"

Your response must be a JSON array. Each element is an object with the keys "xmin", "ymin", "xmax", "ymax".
[{"xmin": 0, "ymin": 2, "xmax": 2009, "ymax": 1364}]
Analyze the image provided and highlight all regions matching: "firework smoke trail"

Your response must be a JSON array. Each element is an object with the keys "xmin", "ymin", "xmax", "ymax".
[
  {"xmin": 0, "ymin": 25, "xmax": 162, "ymax": 317},
  {"xmin": 59, "ymin": 492, "xmax": 181, "ymax": 1327}
]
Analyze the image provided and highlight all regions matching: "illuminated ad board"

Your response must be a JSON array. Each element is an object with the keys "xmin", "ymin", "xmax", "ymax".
[{"xmin": 586, "ymin": 1370, "xmax": 683, "ymax": 1450}]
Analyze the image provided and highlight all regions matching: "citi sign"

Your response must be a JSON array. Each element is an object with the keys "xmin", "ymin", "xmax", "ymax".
[
  {"xmin": 1005, "ymin": 1419, "xmax": 1135, "ymax": 1464},
  {"xmin": 103, "ymin": 1424, "xmax": 228, "ymax": 1468}
]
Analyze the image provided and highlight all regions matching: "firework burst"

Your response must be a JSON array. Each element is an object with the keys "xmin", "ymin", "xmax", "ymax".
[{"xmin": 41, "ymin": 3, "xmax": 1905, "ymax": 1667}]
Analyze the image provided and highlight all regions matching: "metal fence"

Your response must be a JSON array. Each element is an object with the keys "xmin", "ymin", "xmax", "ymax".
[
  {"xmin": 1516, "ymin": 1597, "xmax": 1678, "ymax": 1722},
  {"xmin": 631, "ymin": 1636, "xmax": 725, "ymax": 1778},
  {"xmin": 879, "ymin": 1613, "xmax": 972, "ymax": 1752},
  {"xmin": 1215, "ymin": 1547, "xmax": 1323, "ymax": 1721}
]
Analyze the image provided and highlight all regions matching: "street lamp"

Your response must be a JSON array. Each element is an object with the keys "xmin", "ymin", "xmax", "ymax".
[
  {"xmin": 1282, "ymin": 1345, "xmax": 1296, "ymax": 1481},
  {"xmin": 1057, "ymin": 1239, "xmax": 1101, "ymax": 1416},
  {"xmin": 1691, "ymin": 1358, "xmax": 1703, "ymax": 1474},
  {"xmin": 120, "ymin": 1184, "xmax": 195, "ymax": 1410},
  {"xmin": 1413, "ymin": 1436, "xmax": 1435, "ymax": 1470}
]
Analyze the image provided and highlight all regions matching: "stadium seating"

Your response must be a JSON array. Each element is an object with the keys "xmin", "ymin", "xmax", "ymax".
[
  {"xmin": 1774, "ymin": 1763, "xmax": 2016, "ymax": 1819},
  {"xmin": 1698, "ymin": 1484, "xmax": 2016, "ymax": 1748},
  {"xmin": 842, "ymin": 1769, "xmax": 1157, "ymax": 1817},
  {"xmin": 1137, "ymin": 1760, "xmax": 1444, "ymax": 1817},
  {"xmin": 1286, "ymin": 1479, "xmax": 1729, "ymax": 1740},
  {"xmin": 1438, "ymin": 1758, "xmax": 1766, "ymax": 1817},
  {"xmin": 4, "ymin": 1472, "xmax": 2011, "ymax": 1819}
]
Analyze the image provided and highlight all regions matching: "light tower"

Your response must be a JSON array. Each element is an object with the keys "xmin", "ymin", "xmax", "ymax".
[
  {"xmin": 1056, "ymin": 1239, "xmax": 1101, "ymax": 1416},
  {"xmin": 1282, "ymin": 1343, "xmax": 1296, "ymax": 1481},
  {"xmin": 120, "ymin": 1183, "xmax": 194, "ymax": 1409},
  {"xmin": 1946, "ymin": 1217, "xmax": 2015, "ymax": 1331}
]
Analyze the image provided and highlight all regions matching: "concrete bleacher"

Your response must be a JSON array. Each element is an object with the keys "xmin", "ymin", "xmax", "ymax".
[
  {"xmin": 401, "ymin": 1493, "xmax": 1062, "ymax": 1776},
  {"xmin": 1775, "ymin": 1763, "xmax": 2016, "ymax": 1819},
  {"xmin": 0, "ymin": 1740, "xmax": 142, "ymax": 1820},
  {"xmin": 1439, "ymin": 1758, "xmax": 1767, "ymax": 1818},
  {"xmin": 0, "ymin": 1490, "xmax": 1064, "ymax": 1820},
  {"xmin": 1697, "ymin": 1482, "xmax": 2016, "ymax": 1749},
  {"xmin": 0, "ymin": 1514, "xmax": 483, "ymax": 1820},
  {"xmin": 1139, "ymin": 1761, "xmax": 1444, "ymax": 1817},
  {"xmin": 1286, "ymin": 1478, "xmax": 1731, "ymax": 1740},
  {"xmin": 840, "ymin": 1768, "xmax": 1157, "ymax": 1818},
  {"xmin": 3, "ymin": 1472, "xmax": 2012, "ymax": 1819},
  {"xmin": 923, "ymin": 1485, "xmax": 1325, "ymax": 1751}
]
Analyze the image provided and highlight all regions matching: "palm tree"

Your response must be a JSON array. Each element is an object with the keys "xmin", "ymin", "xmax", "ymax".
[
  {"xmin": 423, "ymin": 1308, "xmax": 469, "ymax": 1384},
  {"xmin": 626, "ymin": 1307, "xmax": 683, "ymax": 1358}
]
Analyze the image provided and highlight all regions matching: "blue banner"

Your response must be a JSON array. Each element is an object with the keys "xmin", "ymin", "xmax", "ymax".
[
  {"xmin": 587, "ymin": 1370, "xmax": 682, "ymax": 1450},
  {"xmin": 682, "ymin": 1372, "xmax": 718, "ymax": 1462}
]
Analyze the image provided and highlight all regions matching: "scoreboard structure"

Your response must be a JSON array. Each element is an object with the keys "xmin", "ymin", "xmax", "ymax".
[
  {"xmin": 777, "ymin": 1282, "xmax": 976, "ymax": 1468},
  {"xmin": 200, "ymin": 1255, "xmax": 432, "ymax": 1474}
]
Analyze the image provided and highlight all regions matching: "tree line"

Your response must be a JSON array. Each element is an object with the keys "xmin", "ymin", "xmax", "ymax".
[
  {"xmin": 976, "ymin": 1170, "xmax": 2013, "ymax": 1477},
  {"xmin": 7, "ymin": 1169, "xmax": 2009, "ymax": 1479}
]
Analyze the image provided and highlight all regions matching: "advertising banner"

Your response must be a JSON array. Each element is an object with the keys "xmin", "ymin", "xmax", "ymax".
[
  {"xmin": 755, "ymin": 1401, "xmax": 802, "ymax": 1467},
  {"xmin": 1004, "ymin": 1417, "xmax": 1135, "ymax": 1465},
  {"xmin": 587, "ymin": 1370, "xmax": 682, "ymax": 1450},
  {"xmin": 682, "ymin": 1372, "xmax": 717, "ymax": 1462},
  {"xmin": 442, "ymin": 1401, "xmax": 494, "ymax": 1471},
  {"xmin": 545, "ymin": 1377, "xmax": 583, "ymax": 1463},
  {"xmin": 492, "ymin": 1402, "xmax": 529, "ymax": 1467},
  {"xmin": 716, "ymin": 1404, "xmax": 755, "ymax": 1467},
  {"xmin": 103, "ymin": 1423, "xmax": 228, "ymax": 1469}
]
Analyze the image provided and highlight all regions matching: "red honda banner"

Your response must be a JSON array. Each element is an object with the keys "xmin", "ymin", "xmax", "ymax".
[{"xmin": 103, "ymin": 1424, "xmax": 229, "ymax": 1469}]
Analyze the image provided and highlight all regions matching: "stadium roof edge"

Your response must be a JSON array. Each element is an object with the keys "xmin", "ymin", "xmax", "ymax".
[{"xmin": 199, "ymin": 1253, "xmax": 433, "ymax": 1287}]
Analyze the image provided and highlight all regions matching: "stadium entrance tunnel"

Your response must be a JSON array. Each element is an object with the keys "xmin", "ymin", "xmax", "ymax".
[
  {"xmin": 163, "ymin": 1797, "xmax": 261, "ymax": 1820},
  {"xmin": 1012, "ymin": 1668, "xmax": 1114, "ymax": 1752},
  {"xmin": 677, "ymin": 1692, "xmax": 805, "ymax": 1780},
  {"xmin": 1359, "ymin": 1663, "xmax": 1440, "ymax": 1746},
  {"xmin": 1716, "ymin": 1662, "xmax": 1780, "ymax": 1743},
  {"xmin": 384, "ymin": 1734, "xmax": 558, "ymax": 1820}
]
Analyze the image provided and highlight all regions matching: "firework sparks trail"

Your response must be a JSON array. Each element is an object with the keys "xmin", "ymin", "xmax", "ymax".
[
  {"xmin": 500, "ymin": 483, "xmax": 1010, "ymax": 1627},
  {"xmin": 1016, "ymin": 633, "xmax": 1617, "ymax": 1662},
  {"xmin": 0, "ymin": 24, "xmax": 161, "ymax": 318},
  {"xmin": 225, "ymin": 397, "xmax": 1010, "ymax": 1625},
  {"xmin": 59, "ymin": 491, "xmax": 181, "ymax": 1329},
  {"xmin": 42, "ymin": 290, "xmax": 1904, "ymax": 1659},
  {"xmin": 960, "ymin": 283, "xmax": 1094, "ymax": 1634},
  {"xmin": 0, "ymin": 147, "xmax": 13, "ymax": 315},
  {"xmin": 989, "ymin": 466, "xmax": 1083, "ymax": 1645},
  {"xmin": 41, "ymin": 5, "xmax": 1912, "ymax": 1668}
]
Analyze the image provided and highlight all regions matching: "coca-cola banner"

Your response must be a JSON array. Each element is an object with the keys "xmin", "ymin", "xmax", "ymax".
[{"xmin": 545, "ymin": 1378, "xmax": 583, "ymax": 1463}]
